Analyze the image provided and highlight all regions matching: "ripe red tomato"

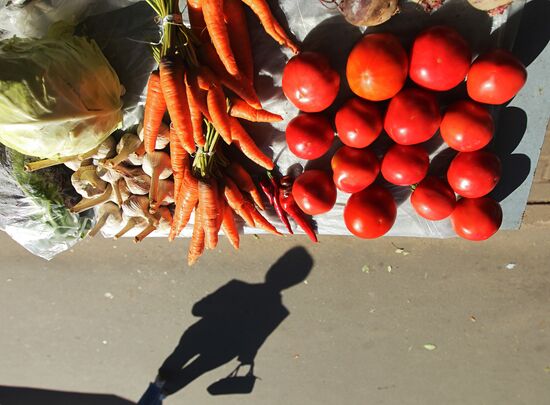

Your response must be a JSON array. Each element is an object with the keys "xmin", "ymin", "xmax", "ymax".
[
  {"xmin": 409, "ymin": 26, "xmax": 472, "ymax": 91},
  {"xmin": 286, "ymin": 113, "xmax": 334, "ymax": 160},
  {"xmin": 451, "ymin": 197, "xmax": 502, "ymax": 241},
  {"xmin": 335, "ymin": 98, "xmax": 382, "ymax": 148},
  {"xmin": 282, "ymin": 51, "xmax": 340, "ymax": 112},
  {"xmin": 344, "ymin": 185, "xmax": 397, "ymax": 239},
  {"xmin": 381, "ymin": 144, "xmax": 429, "ymax": 186},
  {"xmin": 410, "ymin": 176, "xmax": 456, "ymax": 220},
  {"xmin": 346, "ymin": 33, "xmax": 409, "ymax": 101},
  {"xmin": 384, "ymin": 88, "xmax": 441, "ymax": 145},
  {"xmin": 292, "ymin": 170, "xmax": 337, "ymax": 215},
  {"xmin": 447, "ymin": 150, "xmax": 502, "ymax": 198},
  {"xmin": 331, "ymin": 146, "xmax": 380, "ymax": 193},
  {"xmin": 440, "ymin": 100, "xmax": 494, "ymax": 152},
  {"xmin": 466, "ymin": 49, "xmax": 527, "ymax": 105}
]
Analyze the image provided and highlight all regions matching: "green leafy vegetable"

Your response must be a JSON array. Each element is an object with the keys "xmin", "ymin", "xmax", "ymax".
[{"xmin": 0, "ymin": 23, "xmax": 123, "ymax": 159}]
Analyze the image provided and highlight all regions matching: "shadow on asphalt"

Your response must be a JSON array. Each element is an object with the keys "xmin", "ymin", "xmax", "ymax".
[
  {"xmin": 144, "ymin": 246, "xmax": 313, "ymax": 400},
  {"xmin": 0, "ymin": 385, "xmax": 135, "ymax": 405}
]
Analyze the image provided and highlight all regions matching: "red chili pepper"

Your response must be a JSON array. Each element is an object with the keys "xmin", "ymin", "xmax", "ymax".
[
  {"xmin": 279, "ymin": 182, "xmax": 318, "ymax": 243},
  {"xmin": 260, "ymin": 174, "xmax": 293, "ymax": 234}
]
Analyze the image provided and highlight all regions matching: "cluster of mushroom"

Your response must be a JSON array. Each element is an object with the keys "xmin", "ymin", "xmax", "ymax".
[{"xmin": 67, "ymin": 124, "xmax": 175, "ymax": 242}]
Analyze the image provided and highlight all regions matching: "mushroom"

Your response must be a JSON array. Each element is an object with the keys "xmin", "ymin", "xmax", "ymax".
[
  {"xmin": 149, "ymin": 178, "xmax": 175, "ymax": 214},
  {"xmin": 143, "ymin": 151, "xmax": 173, "ymax": 207},
  {"xmin": 71, "ymin": 164, "xmax": 107, "ymax": 198},
  {"xmin": 24, "ymin": 136, "xmax": 117, "ymax": 172},
  {"xmin": 112, "ymin": 165, "xmax": 151, "ymax": 195},
  {"xmin": 134, "ymin": 207, "xmax": 173, "ymax": 243},
  {"xmin": 121, "ymin": 195, "xmax": 159, "ymax": 226},
  {"xmin": 70, "ymin": 183, "xmax": 118, "ymax": 213},
  {"xmin": 113, "ymin": 215, "xmax": 147, "ymax": 240},
  {"xmin": 138, "ymin": 122, "xmax": 170, "ymax": 150},
  {"xmin": 102, "ymin": 133, "xmax": 143, "ymax": 168},
  {"xmin": 88, "ymin": 202, "xmax": 123, "ymax": 237}
]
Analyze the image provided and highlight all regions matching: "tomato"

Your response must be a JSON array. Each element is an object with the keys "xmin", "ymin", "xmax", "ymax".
[
  {"xmin": 384, "ymin": 88, "xmax": 441, "ymax": 145},
  {"xmin": 282, "ymin": 51, "xmax": 340, "ymax": 112},
  {"xmin": 335, "ymin": 98, "xmax": 382, "ymax": 148},
  {"xmin": 331, "ymin": 146, "xmax": 380, "ymax": 193},
  {"xmin": 344, "ymin": 185, "xmax": 397, "ymax": 238},
  {"xmin": 451, "ymin": 197, "xmax": 502, "ymax": 241},
  {"xmin": 381, "ymin": 144, "xmax": 429, "ymax": 186},
  {"xmin": 409, "ymin": 26, "xmax": 472, "ymax": 91},
  {"xmin": 410, "ymin": 176, "xmax": 456, "ymax": 220},
  {"xmin": 346, "ymin": 33, "xmax": 409, "ymax": 101},
  {"xmin": 440, "ymin": 100, "xmax": 494, "ymax": 152},
  {"xmin": 466, "ymin": 49, "xmax": 527, "ymax": 105},
  {"xmin": 292, "ymin": 170, "xmax": 337, "ymax": 215},
  {"xmin": 447, "ymin": 150, "xmax": 501, "ymax": 198},
  {"xmin": 286, "ymin": 113, "xmax": 334, "ymax": 160}
]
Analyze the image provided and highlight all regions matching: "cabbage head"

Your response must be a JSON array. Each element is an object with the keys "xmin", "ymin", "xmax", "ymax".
[{"xmin": 0, "ymin": 23, "xmax": 123, "ymax": 159}]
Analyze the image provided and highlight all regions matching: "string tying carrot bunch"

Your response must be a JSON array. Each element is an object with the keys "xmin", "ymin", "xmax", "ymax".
[{"xmin": 140, "ymin": 0, "xmax": 296, "ymax": 265}]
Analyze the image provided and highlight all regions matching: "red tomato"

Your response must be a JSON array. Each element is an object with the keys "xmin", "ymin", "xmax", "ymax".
[
  {"xmin": 282, "ymin": 51, "xmax": 340, "ymax": 112},
  {"xmin": 447, "ymin": 150, "xmax": 502, "ymax": 198},
  {"xmin": 410, "ymin": 176, "xmax": 456, "ymax": 220},
  {"xmin": 467, "ymin": 49, "xmax": 527, "ymax": 105},
  {"xmin": 292, "ymin": 170, "xmax": 337, "ymax": 215},
  {"xmin": 331, "ymin": 146, "xmax": 380, "ymax": 193},
  {"xmin": 451, "ymin": 197, "xmax": 502, "ymax": 241},
  {"xmin": 384, "ymin": 88, "xmax": 441, "ymax": 145},
  {"xmin": 346, "ymin": 33, "xmax": 409, "ymax": 101},
  {"xmin": 381, "ymin": 144, "xmax": 429, "ymax": 186},
  {"xmin": 440, "ymin": 100, "xmax": 494, "ymax": 152},
  {"xmin": 286, "ymin": 113, "xmax": 334, "ymax": 160},
  {"xmin": 335, "ymin": 98, "xmax": 382, "ymax": 148},
  {"xmin": 344, "ymin": 185, "xmax": 397, "ymax": 238},
  {"xmin": 409, "ymin": 26, "xmax": 472, "ymax": 91}
]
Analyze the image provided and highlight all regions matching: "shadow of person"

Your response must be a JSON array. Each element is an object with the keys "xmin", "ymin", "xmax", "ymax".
[
  {"xmin": 152, "ymin": 247, "xmax": 313, "ymax": 399},
  {"xmin": 0, "ymin": 385, "xmax": 134, "ymax": 405}
]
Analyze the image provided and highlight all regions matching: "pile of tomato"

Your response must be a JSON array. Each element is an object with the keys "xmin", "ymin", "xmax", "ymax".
[{"xmin": 281, "ymin": 25, "xmax": 527, "ymax": 241}]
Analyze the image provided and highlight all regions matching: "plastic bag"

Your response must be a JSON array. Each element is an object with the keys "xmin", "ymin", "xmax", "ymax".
[{"xmin": 0, "ymin": 145, "xmax": 92, "ymax": 260}]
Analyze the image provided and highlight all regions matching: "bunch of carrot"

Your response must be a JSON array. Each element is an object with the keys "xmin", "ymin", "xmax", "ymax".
[{"xmin": 142, "ymin": 0, "xmax": 299, "ymax": 265}]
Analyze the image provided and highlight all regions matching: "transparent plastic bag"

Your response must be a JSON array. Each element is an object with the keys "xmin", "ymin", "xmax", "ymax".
[{"xmin": 0, "ymin": 145, "xmax": 92, "ymax": 260}]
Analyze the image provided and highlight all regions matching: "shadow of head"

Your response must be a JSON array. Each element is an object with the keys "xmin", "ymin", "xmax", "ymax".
[{"xmin": 264, "ymin": 247, "xmax": 313, "ymax": 291}]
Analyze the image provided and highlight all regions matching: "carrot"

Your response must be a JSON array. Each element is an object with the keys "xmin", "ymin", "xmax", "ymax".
[
  {"xmin": 169, "ymin": 124, "xmax": 189, "ymax": 197},
  {"xmin": 224, "ymin": 0, "xmax": 254, "ymax": 81},
  {"xmin": 241, "ymin": 0, "xmax": 299, "ymax": 54},
  {"xmin": 187, "ymin": 73, "xmax": 210, "ymax": 118},
  {"xmin": 187, "ymin": 0, "xmax": 209, "ymax": 42},
  {"xmin": 229, "ymin": 98, "xmax": 283, "ymax": 123},
  {"xmin": 188, "ymin": 207, "xmax": 205, "ymax": 266},
  {"xmin": 185, "ymin": 73, "xmax": 206, "ymax": 148},
  {"xmin": 202, "ymin": 0, "xmax": 240, "ymax": 77},
  {"xmin": 224, "ymin": 176, "xmax": 255, "ymax": 226},
  {"xmin": 200, "ymin": 43, "xmax": 261, "ymax": 109},
  {"xmin": 245, "ymin": 201, "xmax": 282, "ymax": 235},
  {"xmin": 169, "ymin": 168, "xmax": 199, "ymax": 241},
  {"xmin": 159, "ymin": 57, "xmax": 195, "ymax": 154},
  {"xmin": 207, "ymin": 86, "xmax": 232, "ymax": 144},
  {"xmin": 143, "ymin": 71, "xmax": 167, "ymax": 154},
  {"xmin": 221, "ymin": 203, "xmax": 240, "ymax": 249},
  {"xmin": 199, "ymin": 179, "xmax": 220, "ymax": 249},
  {"xmin": 227, "ymin": 161, "xmax": 265, "ymax": 210},
  {"xmin": 229, "ymin": 117, "xmax": 274, "ymax": 170}
]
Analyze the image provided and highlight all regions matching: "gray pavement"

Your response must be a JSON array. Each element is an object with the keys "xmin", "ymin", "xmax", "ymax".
[{"xmin": 1, "ymin": 223, "xmax": 550, "ymax": 404}]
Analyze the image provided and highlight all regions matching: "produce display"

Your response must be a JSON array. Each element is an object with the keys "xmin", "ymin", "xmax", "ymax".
[{"xmin": 0, "ymin": 0, "xmax": 532, "ymax": 261}]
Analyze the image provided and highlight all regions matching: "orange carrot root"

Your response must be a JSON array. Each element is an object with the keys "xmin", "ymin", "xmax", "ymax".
[
  {"xmin": 199, "ymin": 179, "xmax": 220, "ymax": 249},
  {"xmin": 229, "ymin": 98, "xmax": 283, "ymax": 123},
  {"xmin": 224, "ymin": 0, "xmax": 254, "ymax": 81},
  {"xmin": 224, "ymin": 176, "xmax": 255, "ymax": 226},
  {"xmin": 185, "ymin": 73, "xmax": 206, "ymax": 148},
  {"xmin": 221, "ymin": 203, "xmax": 240, "ymax": 249},
  {"xmin": 229, "ymin": 117, "xmax": 274, "ymax": 170},
  {"xmin": 143, "ymin": 71, "xmax": 167, "ymax": 154},
  {"xmin": 188, "ymin": 207, "xmax": 205, "ymax": 266},
  {"xmin": 246, "ymin": 202, "xmax": 282, "ymax": 235},
  {"xmin": 227, "ymin": 161, "xmax": 265, "ymax": 210}
]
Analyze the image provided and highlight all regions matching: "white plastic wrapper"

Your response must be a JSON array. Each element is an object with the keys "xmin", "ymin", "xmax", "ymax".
[{"xmin": 0, "ymin": 0, "xmax": 526, "ymax": 240}]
